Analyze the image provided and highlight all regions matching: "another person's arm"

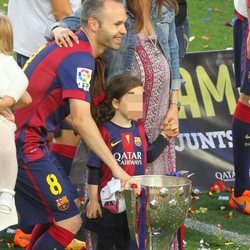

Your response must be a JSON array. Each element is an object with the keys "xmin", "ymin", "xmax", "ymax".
[
  {"xmin": 162, "ymin": 15, "xmax": 181, "ymax": 137},
  {"xmin": 12, "ymin": 91, "xmax": 32, "ymax": 111},
  {"xmin": 0, "ymin": 96, "xmax": 15, "ymax": 112},
  {"xmin": 87, "ymin": 184, "xmax": 102, "ymax": 218},
  {"xmin": 0, "ymin": 57, "xmax": 29, "ymax": 112},
  {"xmin": 45, "ymin": 8, "xmax": 81, "ymax": 47},
  {"xmin": 50, "ymin": 0, "xmax": 74, "ymax": 21}
]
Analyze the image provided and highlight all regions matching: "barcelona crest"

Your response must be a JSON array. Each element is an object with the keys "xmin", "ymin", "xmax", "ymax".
[{"xmin": 56, "ymin": 195, "xmax": 70, "ymax": 211}]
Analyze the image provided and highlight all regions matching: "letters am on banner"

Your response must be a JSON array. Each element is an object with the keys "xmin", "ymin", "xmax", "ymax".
[{"xmin": 176, "ymin": 49, "xmax": 239, "ymax": 191}]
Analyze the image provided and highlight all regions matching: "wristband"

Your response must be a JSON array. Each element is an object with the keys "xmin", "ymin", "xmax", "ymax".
[{"xmin": 169, "ymin": 99, "xmax": 181, "ymax": 110}]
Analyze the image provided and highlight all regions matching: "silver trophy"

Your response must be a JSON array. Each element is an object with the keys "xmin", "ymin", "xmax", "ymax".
[{"xmin": 124, "ymin": 175, "xmax": 192, "ymax": 250}]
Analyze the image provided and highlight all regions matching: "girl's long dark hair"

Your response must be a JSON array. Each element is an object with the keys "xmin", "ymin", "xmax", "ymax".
[
  {"xmin": 96, "ymin": 74, "xmax": 143, "ymax": 125},
  {"xmin": 90, "ymin": 56, "xmax": 106, "ymax": 122}
]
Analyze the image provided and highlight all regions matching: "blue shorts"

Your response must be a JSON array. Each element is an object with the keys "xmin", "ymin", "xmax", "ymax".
[
  {"xmin": 233, "ymin": 15, "xmax": 250, "ymax": 94},
  {"xmin": 50, "ymin": 151, "xmax": 79, "ymax": 200},
  {"xmin": 15, "ymin": 153, "xmax": 80, "ymax": 227}
]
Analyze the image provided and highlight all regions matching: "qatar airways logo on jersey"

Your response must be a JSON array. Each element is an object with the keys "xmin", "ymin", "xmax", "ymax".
[{"xmin": 114, "ymin": 152, "xmax": 142, "ymax": 166}]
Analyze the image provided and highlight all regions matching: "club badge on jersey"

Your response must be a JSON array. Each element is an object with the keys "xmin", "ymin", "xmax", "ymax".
[
  {"xmin": 76, "ymin": 67, "xmax": 92, "ymax": 91},
  {"xmin": 56, "ymin": 195, "xmax": 70, "ymax": 211}
]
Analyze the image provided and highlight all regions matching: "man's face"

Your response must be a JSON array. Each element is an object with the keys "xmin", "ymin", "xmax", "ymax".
[{"xmin": 96, "ymin": 0, "xmax": 127, "ymax": 50}]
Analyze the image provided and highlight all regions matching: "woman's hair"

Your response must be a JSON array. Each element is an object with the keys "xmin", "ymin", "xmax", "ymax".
[
  {"xmin": 97, "ymin": 74, "xmax": 143, "ymax": 125},
  {"xmin": 127, "ymin": 0, "xmax": 178, "ymax": 32},
  {"xmin": 0, "ymin": 13, "xmax": 13, "ymax": 55}
]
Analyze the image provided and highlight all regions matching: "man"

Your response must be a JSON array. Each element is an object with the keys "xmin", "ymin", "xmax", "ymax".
[
  {"xmin": 229, "ymin": 0, "xmax": 250, "ymax": 215},
  {"xmin": 14, "ymin": 0, "xmax": 128, "ymax": 249}
]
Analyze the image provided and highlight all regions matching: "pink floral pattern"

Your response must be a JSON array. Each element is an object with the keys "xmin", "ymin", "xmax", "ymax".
[{"xmin": 131, "ymin": 34, "xmax": 176, "ymax": 175}]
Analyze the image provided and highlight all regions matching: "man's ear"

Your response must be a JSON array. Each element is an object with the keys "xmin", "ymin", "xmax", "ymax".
[
  {"xmin": 112, "ymin": 99, "xmax": 119, "ymax": 110},
  {"xmin": 87, "ymin": 17, "xmax": 99, "ymax": 32}
]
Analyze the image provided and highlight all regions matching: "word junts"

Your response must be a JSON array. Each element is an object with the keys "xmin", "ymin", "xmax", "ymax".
[{"xmin": 175, "ymin": 130, "xmax": 232, "ymax": 152}]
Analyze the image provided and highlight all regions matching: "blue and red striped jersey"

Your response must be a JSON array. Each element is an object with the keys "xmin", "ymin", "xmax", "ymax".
[
  {"xmin": 15, "ymin": 30, "xmax": 95, "ymax": 163},
  {"xmin": 87, "ymin": 121, "xmax": 148, "ymax": 189}
]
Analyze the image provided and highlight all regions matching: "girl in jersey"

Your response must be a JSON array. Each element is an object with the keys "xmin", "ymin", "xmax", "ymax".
[{"xmin": 84, "ymin": 74, "xmax": 177, "ymax": 250}]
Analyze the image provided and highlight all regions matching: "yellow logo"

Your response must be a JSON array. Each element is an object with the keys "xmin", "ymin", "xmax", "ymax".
[
  {"xmin": 245, "ymin": 134, "xmax": 250, "ymax": 140},
  {"xmin": 111, "ymin": 140, "xmax": 122, "ymax": 147},
  {"xmin": 125, "ymin": 134, "xmax": 130, "ymax": 143}
]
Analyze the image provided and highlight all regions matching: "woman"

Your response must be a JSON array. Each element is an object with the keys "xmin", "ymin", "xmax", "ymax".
[
  {"xmin": 110, "ymin": 0, "xmax": 180, "ymax": 176},
  {"xmin": 85, "ymin": 74, "xmax": 171, "ymax": 250}
]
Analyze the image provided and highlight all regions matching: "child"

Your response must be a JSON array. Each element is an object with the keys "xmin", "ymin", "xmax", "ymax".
[
  {"xmin": 84, "ymin": 74, "xmax": 177, "ymax": 250},
  {"xmin": 0, "ymin": 13, "xmax": 31, "ymax": 230}
]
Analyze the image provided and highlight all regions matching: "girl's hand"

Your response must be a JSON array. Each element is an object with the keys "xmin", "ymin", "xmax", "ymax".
[
  {"xmin": 52, "ymin": 27, "xmax": 79, "ymax": 47},
  {"xmin": 86, "ymin": 200, "xmax": 102, "ymax": 219}
]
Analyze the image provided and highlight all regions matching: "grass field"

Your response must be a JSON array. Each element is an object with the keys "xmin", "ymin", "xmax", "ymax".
[
  {"xmin": 187, "ymin": 0, "xmax": 234, "ymax": 52},
  {"xmin": 185, "ymin": 191, "xmax": 250, "ymax": 249},
  {"xmin": 1, "ymin": 0, "xmax": 249, "ymax": 249}
]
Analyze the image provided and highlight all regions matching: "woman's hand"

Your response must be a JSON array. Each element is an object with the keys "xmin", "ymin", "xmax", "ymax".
[
  {"xmin": 161, "ymin": 119, "xmax": 178, "ymax": 138},
  {"xmin": 52, "ymin": 27, "xmax": 79, "ymax": 47},
  {"xmin": 161, "ymin": 105, "xmax": 179, "ymax": 138}
]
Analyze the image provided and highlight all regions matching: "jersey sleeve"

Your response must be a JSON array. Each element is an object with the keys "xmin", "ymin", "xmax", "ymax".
[
  {"xmin": 87, "ymin": 126, "xmax": 110, "ymax": 168},
  {"xmin": 3, "ymin": 56, "xmax": 28, "ymax": 102},
  {"xmin": 57, "ymin": 51, "xmax": 95, "ymax": 103},
  {"xmin": 147, "ymin": 134, "xmax": 169, "ymax": 163}
]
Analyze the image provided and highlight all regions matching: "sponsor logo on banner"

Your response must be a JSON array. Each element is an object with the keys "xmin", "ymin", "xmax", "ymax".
[
  {"xmin": 76, "ymin": 67, "xmax": 92, "ymax": 91},
  {"xmin": 215, "ymin": 171, "xmax": 235, "ymax": 182}
]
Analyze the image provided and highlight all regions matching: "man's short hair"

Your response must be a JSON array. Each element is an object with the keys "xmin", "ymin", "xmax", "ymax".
[{"xmin": 80, "ymin": 0, "xmax": 123, "ymax": 27}]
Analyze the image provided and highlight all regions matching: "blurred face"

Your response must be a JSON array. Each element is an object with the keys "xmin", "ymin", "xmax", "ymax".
[
  {"xmin": 96, "ymin": 0, "xmax": 127, "ymax": 50},
  {"xmin": 114, "ymin": 86, "xmax": 144, "ymax": 121}
]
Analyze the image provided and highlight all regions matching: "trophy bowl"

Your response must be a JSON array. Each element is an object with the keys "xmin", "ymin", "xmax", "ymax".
[{"xmin": 124, "ymin": 175, "xmax": 192, "ymax": 250}]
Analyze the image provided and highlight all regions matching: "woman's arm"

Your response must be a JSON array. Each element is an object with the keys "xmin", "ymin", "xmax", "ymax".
[
  {"xmin": 45, "ymin": 8, "xmax": 81, "ymax": 44},
  {"xmin": 168, "ymin": 16, "xmax": 182, "ymax": 91}
]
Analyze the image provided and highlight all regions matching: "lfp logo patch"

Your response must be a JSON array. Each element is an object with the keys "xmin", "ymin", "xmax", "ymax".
[{"xmin": 76, "ymin": 67, "xmax": 92, "ymax": 91}]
